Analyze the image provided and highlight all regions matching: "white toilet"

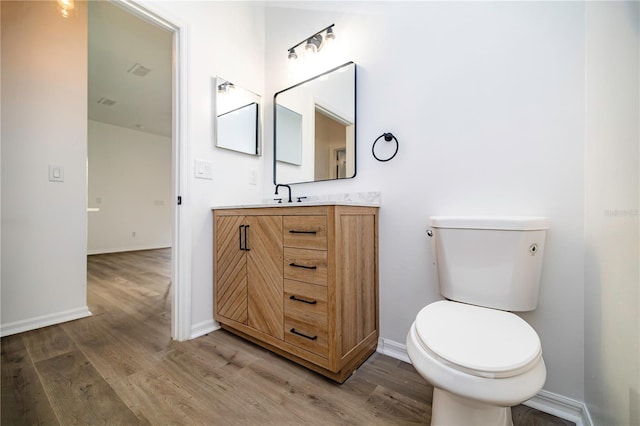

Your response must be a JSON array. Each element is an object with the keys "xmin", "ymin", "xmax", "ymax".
[{"xmin": 406, "ymin": 216, "xmax": 550, "ymax": 426}]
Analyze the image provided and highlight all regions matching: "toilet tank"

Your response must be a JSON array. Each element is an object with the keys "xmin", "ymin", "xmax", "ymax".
[{"xmin": 429, "ymin": 216, "xmax": 549, "ymax": 312}]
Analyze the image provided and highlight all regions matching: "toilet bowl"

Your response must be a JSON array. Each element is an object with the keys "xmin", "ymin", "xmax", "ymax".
[
  {"xmin": 407, "ymin": 216, "xmax": 549, "ymax": 425},
  {"xmin": 407, "ymin": 301, "xmax": 546, "ymax": 425}
]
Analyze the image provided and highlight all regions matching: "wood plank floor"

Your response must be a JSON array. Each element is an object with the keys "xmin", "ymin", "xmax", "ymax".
[{"xmin": 1, "ymin": 249, "xmax": 574, "ymax": 425}]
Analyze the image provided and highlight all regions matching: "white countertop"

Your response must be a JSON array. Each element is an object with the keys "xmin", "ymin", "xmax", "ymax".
[
  {"xmin": 212, "ymin": 192, "xmax": 381, "ymax": 210},
  {"xmin": 212, "ymin": 200, "xmax": 379, "ymax": 210}
]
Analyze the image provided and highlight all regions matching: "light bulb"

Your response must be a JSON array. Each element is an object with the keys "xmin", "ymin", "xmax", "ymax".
[
  {"xmin": 305, "ymin": 39, "xmax": 317, "ymax": 54},
  {"xmin": 57, "ymin": 0, "xmax": 75, "ymax": 18},
  {"xmin": 325, "ymin": 27, "xmax": 335, "ymax": 41},
  {"xmin": 305, "ymin": 34, "xmax": 323, "ymax": 54}
]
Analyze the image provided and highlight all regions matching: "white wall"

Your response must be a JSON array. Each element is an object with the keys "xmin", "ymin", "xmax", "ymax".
[
  {"xmin": 265, "ymin": 2, "xmax": 586, "ymax": 402},
  {"xmin": 1, "ymin": 1, "xmax": 90, "ymax": 335},
  {"xmin": 584, "ymin": 2, "xmax": 640, "ymax": 425},
  {"xmin": 138, "ymin": 1, "xmax": 266, "ymax": 333},
  {"xmin": 87, "ymin": 120, "xmax": 172, "ymax": 254}
]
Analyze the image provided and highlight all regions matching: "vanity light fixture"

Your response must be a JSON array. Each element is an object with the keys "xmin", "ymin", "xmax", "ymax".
[{"xmin": 287, "ymin": 24, "xmax": 336, "ymax": 61}]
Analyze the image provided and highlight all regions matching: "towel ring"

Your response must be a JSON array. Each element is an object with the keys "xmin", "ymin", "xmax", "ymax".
[{"xmin": 372, "ymin": 132, "xmax": 399, "ymax": 162}]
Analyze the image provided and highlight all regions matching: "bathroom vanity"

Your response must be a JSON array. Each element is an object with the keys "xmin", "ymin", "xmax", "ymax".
[{"xmin": 212, "ymin": 203, "xmax": 378, "ymax": 383}]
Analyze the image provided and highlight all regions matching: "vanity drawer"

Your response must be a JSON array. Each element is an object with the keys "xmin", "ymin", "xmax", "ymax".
[
  {"xmin": 284, "ymin": 248, "xmax": 327, "ymax": 286},
  {"xmin": 283, "ymin": 216, "xmax": 327, "ymax": 250},
  {"xmin": 284, "ymin": 280, "xmax": 328, "ymax": 357},
  {"xmin": 284, "ymin": 280, "xmax": 327, "ymax": 323}
]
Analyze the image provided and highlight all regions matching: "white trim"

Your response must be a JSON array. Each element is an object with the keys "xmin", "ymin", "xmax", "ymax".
[
  {"xmin": 376, "ymin": 337, "xmax": 592, "ymax": 425},
  {"xmin": 190, "ymin": 320, "xmax": 220, "ymax": 340},
  {"xmin": 377, "ymin": 337, "xmax": 411, "ymax": 363},
  {"xmin": 115, "ymin": 0, "xmax": 192, "ymax": 342},
  {"xmin": 172, "ymin": 14, "xmax": 192, "ymax": 342},
  {"xmin": 0, "ymin": 307, "xmax": 92, "ymax": 337},
  {"xmin": 87, "ymin": 244, "xmax": 171, "ymax": 255},
  {"xmin": 523, "ymin": 390, "xmax": 593, "ymax": 426}
]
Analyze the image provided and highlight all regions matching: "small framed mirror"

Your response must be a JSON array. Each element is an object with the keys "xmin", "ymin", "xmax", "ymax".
[
  {"xmin": 274, "ymin": 62, "xmax": 356, "ymax": 185},
  {"xmin": 214, "ymin": 77, "xmax": 261, "ymax": 155}
]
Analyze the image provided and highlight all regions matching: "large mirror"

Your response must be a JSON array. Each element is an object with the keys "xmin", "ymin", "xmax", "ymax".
[
  {"xmin": 274, "ymin": 62, "xmax": 356, "ymax": 185},
  {"xmin": 215, "ymin": 77, "xmax": 261, "ymax": 155}
]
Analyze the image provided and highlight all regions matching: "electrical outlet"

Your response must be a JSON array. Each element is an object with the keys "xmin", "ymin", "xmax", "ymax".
[{"xmin": 249, "ymin": 169, "xmax": 257, "ymax": 185}]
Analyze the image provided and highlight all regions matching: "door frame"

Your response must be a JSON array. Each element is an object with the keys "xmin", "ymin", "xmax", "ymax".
[{"xmin": 114, "ymin": 0, "xmax": 192, "ymax": 341}]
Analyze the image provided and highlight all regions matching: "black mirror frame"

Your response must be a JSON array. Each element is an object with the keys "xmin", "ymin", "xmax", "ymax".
[{"xmin": 273, "ymin": 61, "xmax": 356, "ymax": 185}]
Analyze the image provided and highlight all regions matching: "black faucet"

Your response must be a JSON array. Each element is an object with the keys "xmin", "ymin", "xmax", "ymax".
[{"xmin": 275, "ymin": 184, "xmax": 292, "ymax": 203}]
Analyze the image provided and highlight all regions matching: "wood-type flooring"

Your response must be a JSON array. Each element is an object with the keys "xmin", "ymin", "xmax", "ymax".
[{"xmin": 1, "ymin": 249, "xmax": 574, "ymax": 425}]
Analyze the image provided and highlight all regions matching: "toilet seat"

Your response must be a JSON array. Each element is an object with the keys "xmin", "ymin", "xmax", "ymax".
[{"xmin": 414, "ymin": 300, "xmax": 541, "ymax": 379}]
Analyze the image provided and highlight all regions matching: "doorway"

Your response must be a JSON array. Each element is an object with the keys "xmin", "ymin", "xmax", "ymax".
[
  {"xmin": 86, "ymin": 1, "xmax": 190, "ymax": 340},
  {"xmin": 314, "ymin": 106, "xmax": 354, "ymax": 181}
]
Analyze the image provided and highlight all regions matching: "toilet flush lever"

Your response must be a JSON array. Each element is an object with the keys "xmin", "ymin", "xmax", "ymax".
[{"xmin": 426, "ymin": 230, "xmax": 433, "ymax": 237}]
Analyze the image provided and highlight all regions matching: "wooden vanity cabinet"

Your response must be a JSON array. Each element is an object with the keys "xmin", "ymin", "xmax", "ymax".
[{"xmin": 213, "ymin": 205, "xmax": 378, "ymax": 383}]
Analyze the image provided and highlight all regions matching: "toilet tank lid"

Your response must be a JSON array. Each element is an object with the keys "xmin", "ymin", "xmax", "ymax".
[{"xmin": 429, "ymin": 216, "xmax": 550, "ymax": 230}]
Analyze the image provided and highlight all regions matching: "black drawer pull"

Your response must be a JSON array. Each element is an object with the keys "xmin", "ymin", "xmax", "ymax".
[
  {"xmin": 289, "ymin": 230, "xmax": 317, "ymax": 234},
  {"xmin": 289, "ymin": 263, "xmax": 317, "ymax": 270},
  {"xmin": 289, "ymin": 295, "xmax": 317, "ymax": 305},
  {"xmin": 290, "ymin": 328, "xmax": 317, "ymax": 340}
]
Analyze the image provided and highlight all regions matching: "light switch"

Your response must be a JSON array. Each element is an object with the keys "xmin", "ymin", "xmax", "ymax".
[
  {"xmin": 48, "ymin": 165, "xmax": 64, "ymax": 182},
  {"xmin": 194, "ymin": 159, "xmax": 213, "ymax": 180}
]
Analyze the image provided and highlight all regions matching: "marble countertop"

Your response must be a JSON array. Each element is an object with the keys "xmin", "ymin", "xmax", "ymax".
[
  {"xmin": 212, "ymin": 200, "xmax": 379, "ymax": 210},
  {"xmin": 212, "ymin": 192, "xmax": 381, "ymax": 210}
]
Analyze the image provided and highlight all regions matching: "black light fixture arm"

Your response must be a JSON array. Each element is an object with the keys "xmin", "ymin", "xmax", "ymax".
[{"xmin": 288, "ymin": 23, "xmax": 335, "ymax": 53}]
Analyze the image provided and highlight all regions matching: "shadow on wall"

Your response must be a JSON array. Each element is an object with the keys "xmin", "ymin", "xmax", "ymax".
[{"xmin": 584, "ymin": 245, "xmax": 640, "ymax": 426}]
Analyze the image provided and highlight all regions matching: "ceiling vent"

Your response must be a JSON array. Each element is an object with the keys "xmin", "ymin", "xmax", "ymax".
[
  {"xmin": 127, "ymin": 63, "xmax": 151, "ymax": 77},
  {"xmin": 97, "ymin": 97, "xmax": 116, "ymax": 106}
]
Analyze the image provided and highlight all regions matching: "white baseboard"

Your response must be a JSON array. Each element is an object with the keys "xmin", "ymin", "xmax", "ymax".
[
  {"xmin": 524, "ymin": 390, "xmax": 593, "ymax": 426},
  {"xmin": 0, "ymin": 306, "xmax": 92, "ymax": 337},
  {"xmin": 376, "ymin": 337, "xmax": 592, "ymax": 426},
  {"xmin": 87, "ymin": 244, "xmax": 171, "ymax": 255},
  {"xmin": 377, "ymin": 336, "xmax": 412, "ymax": 363},
  {"xmin": 190, "ymin": 319, "xmax": 220, "ymax": 339}
]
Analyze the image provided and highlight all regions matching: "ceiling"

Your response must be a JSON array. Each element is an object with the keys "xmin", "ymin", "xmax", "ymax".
[{"xmin": 88, "ymin": 2, "xmax": 172, "ymax": 137}]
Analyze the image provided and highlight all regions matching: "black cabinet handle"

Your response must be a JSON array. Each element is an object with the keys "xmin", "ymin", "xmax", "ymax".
[
  {"xmin": 290, "ymin": 328, "xmax": 317, "ymax": 340},
  {"xmin": 288, "ymin": 230, "xmax": 317, "ymax": 234},
  {"xmin": 289, "ymin": 295, "xmax": 317, "ymax": 305},
  {"xmin": 239, "ymin": 225, "xmax": 245, "ymax": 251},
  {"xmin": 289, "ymin": 263, "xmax": 317, "ymax": 270},
  {"xmin": 243, "ymin": 225, "xmax": 250, "ymax": 251}
]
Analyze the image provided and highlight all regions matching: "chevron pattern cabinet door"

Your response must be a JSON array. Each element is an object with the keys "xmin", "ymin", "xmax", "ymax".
[
  {"xmin": 247, "ymin": 216, "xmax": 284, "ymax": 340},
  {"xmin": 215, "ymin": 215, "xmax": 248, "ymax": 324}
]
